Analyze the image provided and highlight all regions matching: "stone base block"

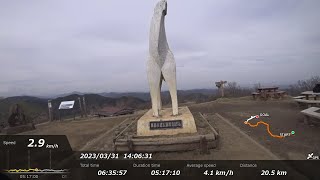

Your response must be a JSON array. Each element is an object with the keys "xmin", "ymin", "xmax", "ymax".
[{"xmin": 137, "ymin": 106, "xmax": 197, "ymax": 137}]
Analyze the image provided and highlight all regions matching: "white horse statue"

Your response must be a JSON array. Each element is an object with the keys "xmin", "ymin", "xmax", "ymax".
[{"xmin": 147, "ymin": 0, "xmax": 178, "ymax": 117}]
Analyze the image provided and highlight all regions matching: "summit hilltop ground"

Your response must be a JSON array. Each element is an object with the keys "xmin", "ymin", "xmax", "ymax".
[{"xmin": 13, "ymin": 96, "xmax": 320, "ymax": 161}]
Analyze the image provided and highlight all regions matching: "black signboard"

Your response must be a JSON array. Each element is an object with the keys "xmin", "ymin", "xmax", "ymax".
[{"xmin": 149, "ymin": 120, "xmax": 183, "ymax": 130}]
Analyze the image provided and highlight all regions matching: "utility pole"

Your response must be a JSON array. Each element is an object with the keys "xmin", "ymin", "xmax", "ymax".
[
  {"xmin": 215, "ymin": 80, "xmax": 227, "ymax": 97},
  {"xmin": 82, "ymin": 96, "xmax": 87, "ymax": 117},
  {"xmin": 48, "ymin": 100, "xmax": 53, "ymax": 121},
  {"xmin": 78, "ymin": 97, "xmax": 83, "ymax": 118}
]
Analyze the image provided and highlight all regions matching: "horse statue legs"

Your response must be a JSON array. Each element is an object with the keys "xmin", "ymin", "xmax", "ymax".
[{"xmin": 147, "ymin": 52, "xmax": 178, "ymax": 118}]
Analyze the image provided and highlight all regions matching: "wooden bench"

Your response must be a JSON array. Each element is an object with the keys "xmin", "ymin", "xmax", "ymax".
[
  {"xmin": 274, "ymin": 91, "xmax": 286, "ymax": 99},
  {"xmin": 252, "ymin": 90, "xmax": 286, "ymax": 100},
  {"xmin": 294, "ymin": 99, "xmax": 320, "ymax": 104},
  {"xmin": 294, "ymin": 99, "xmax": 320, "ymax": 108},
  {"xmin": 301, "ymin": 107, "xmax": 320, "ymax": 124},
  {"xmin": 252, "ymin": 92, "xmax": 260, "ymax": 100},
  {"xmin": 293, "ymin": 96, "xmax": 305, "ymax": 99},
  {"xmin": 261, "ymin": 91, "xmax": 286, "ymax": 99},
  {"xmin": 309, "ymin": 95, "xmax": 318, "ymax": 100},
  {"xmin": 293, "ymin": 95, "xmax": 316, "ymax": 100},
  {"xmin": 276, "ymin": 91, "xmax": 286, "ymax": 94}
]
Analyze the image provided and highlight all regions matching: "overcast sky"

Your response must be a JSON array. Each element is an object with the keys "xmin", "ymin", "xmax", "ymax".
[{"xmin": 0, "ymin": 0, "xmax": 319, "ymax": 97}]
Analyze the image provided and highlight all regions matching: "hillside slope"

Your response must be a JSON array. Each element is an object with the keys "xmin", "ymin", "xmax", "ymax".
[
  {"xmin": 0, "ymin": 96, "xmax": 48, "ymax": 126},
  {"xmin": 0, "ymin": 94, "xmax": 147, "ymax": 126}
]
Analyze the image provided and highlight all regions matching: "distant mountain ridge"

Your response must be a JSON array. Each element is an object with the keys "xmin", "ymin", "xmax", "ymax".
[
  {"xmin": 0, "ymin": 89, "xmax": 218, "ymax": 126},
  {"xmin": 44, "ymin": 88, "xmax": 217, "ymax": 100},
  {"xmin": 100, "ymin": 89, "xmax": 217, "ymax": 101}
]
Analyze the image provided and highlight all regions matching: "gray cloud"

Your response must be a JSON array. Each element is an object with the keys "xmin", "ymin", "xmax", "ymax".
[{"xmin": 0, "ymin": 0, "xmax": 319, "ymax": 97}]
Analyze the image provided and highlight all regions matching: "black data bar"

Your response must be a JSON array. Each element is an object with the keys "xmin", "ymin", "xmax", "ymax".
[{"xmin": 72, "ymin": 160, "xmax": 319, "ymax": 179}]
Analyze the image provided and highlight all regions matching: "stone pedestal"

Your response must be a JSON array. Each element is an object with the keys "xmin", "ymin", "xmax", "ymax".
[{"xmin": 137, "ymin": 106, "xmax": 197, "ymax": 137}]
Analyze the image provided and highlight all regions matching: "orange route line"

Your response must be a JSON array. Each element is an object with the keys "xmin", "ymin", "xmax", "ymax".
[{"xmin": 244, "ymin": 121, "xmax": 284, "ymax": 139}]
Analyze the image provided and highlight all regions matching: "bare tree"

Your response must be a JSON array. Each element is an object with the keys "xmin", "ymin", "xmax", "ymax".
[
  {"xmin": 224, "ymin": 82, "xmax": 252, "ymax": 97},
  {"xmin": 288, "ymin": 76, "xmax": 320, "ymax": 95}
]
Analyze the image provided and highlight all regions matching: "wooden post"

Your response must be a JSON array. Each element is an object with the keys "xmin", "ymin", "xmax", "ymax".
[
  {"xmin": 82, "ymin": 96, "xmax": 87, "ymax": 117},
  {"xmin": 78, "ymin": 97, "xmax": 83, "ymax": 118},
  {"xmin": 221, "ymin": 83, "xmax": 225, "ymax": 97},
  {"xmin": 48, "ymin": 100, "xmax": 53, "ymax": 121},
  {"xmin": 215, "ymin": 80, "xmax": 227, "ymax": 97}
]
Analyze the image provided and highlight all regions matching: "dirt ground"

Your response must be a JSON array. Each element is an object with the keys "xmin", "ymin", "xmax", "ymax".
[
  {"xmin": 19, "ymin": 113, "xmax": 144, "ymax": 150},
  {"xmin": 190, "ymin": 96, "xmax": 320, "ymax": 160},
  {"xmin": 14, "ymin": 96, "xmax": 320, "ymax": 160},
  {"xmin": 151, "ymin": 112, "xmax": 279, "ymax": 160}
]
